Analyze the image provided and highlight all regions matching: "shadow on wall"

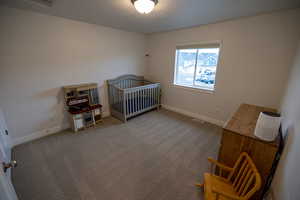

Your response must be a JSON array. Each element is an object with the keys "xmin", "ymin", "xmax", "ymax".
[
  {"xmin": 31, "ymin": 80, "xmax": 110, "ymax": 136},
  {"xmin": 271, "ymin": 40, "xmax": 300, "ymax": 200},
  {"xmin": 35, "ymin": 87, "xmax": 69, "ymax": 130},
  {"xmin": 271, "ymin": 122, "xmax": 299, "ymax": 200}
]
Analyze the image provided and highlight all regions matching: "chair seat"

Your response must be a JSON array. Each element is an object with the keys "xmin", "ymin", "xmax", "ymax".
[{"xmin": 204, "ymin": 173, "xmax": 237, "ymax": 200}]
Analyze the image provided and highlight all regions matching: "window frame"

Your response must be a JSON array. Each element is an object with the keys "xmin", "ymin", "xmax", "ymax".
[{"xmin": 172, "ymin": 41, "xmax": 222, "ymax": 93}]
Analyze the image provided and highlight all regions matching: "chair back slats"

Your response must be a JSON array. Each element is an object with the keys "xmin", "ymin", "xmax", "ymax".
[
  {"xmin": 235, "ymin": 164, "xmax": 250, "ymax": 193},
  {"xmin": 232, "ymin": 159, "xmax": 247, "ymax": 187},
  {"xmin": 229, "ymin": 152, "xmax": 262, "ymax": 199},
  {"xmin": 228, "ymin": 154, "xmax": 244, "ymax": 180},
  {"xmin": 237, "ymin": 168, "xmax": 252, "ymax": 195},
  {"xmin": 201, "ymin": 152, "xmax": 261, "ymax": 200},
  {"xmin": 241, "ymin": 174, "xmax": 255, "ymax": 196}
]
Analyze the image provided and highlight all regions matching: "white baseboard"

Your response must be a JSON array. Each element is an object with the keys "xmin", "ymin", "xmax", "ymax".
[
  {"xmin": 161, "ymin": 104, "xmax": 225, "ymax": 127},
  {"xmin": 11, "ymin": 111, "xmax": 111, "ymax": 147},
  {"xmin": 10, "ymin": 124, "xmax": 69, "ymax": 147},
  {"xmin": 10, "ymin": 108, "xmax": 222, "ymax": 147}
]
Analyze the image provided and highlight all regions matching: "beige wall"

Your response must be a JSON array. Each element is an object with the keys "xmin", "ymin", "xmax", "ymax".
[
  {"xmin": 1, "ymin": 5, "xmax": 300, "ymax": 200},
  {"xmin": 0, "ymin": 7, "xmax": 146, "ymax": 143},
  {"xmin": 271, "ymin": 40, "xmax": 300, "ymax": 200},
  {"xmin": 146, "ymin": 9, "xmax": 300, "ymax": 125}
]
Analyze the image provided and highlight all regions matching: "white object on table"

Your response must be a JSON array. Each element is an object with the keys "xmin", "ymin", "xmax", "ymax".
[{"xmin": 254, "ymin": 112, "xmax": 281, "ymax": 141}]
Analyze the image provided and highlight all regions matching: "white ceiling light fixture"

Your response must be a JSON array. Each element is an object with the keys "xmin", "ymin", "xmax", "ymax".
[{"xmin": 131, "ymin": 0, "xmax": 158, "ymax": 14}]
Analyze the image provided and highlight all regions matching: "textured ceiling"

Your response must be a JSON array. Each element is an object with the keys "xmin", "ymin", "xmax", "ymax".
[{"xmin": 1, "ymin": 0, "xmax": 300, "ymax": 33}]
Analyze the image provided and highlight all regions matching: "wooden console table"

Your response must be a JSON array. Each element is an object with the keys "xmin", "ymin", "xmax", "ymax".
[{"xmin": 218, "ymin": 104, "xmax": 281, "ymax": 200}]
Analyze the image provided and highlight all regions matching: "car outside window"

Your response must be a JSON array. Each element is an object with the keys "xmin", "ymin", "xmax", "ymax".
[{"xmin": 174, "ymin": 43, "xmax": 220, "ymax": 91}]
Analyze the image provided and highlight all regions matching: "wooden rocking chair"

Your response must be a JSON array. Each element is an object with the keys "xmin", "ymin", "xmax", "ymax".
[{"xmin": 196, "ymin": 152, "xmax": 262, "ymax": 200}]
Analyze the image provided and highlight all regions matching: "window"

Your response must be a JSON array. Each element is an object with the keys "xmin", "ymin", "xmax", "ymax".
[{"xmin": 173, "ymin": 43, "xmax": 220, "ymax": 91}]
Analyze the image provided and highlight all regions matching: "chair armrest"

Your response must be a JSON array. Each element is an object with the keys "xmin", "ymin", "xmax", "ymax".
[
  {"xmin": 208, "ymin": 157, "xmax": 233, "ymax": 172},
  {"xmin": 212, "ymin": 189, "xmax": 242, "ymax": 200}
]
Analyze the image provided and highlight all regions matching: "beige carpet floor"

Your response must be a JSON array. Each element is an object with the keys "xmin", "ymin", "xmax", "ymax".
[{"xmin": 12, "ymin": 109, "xmax": 222, "ymax": 200}]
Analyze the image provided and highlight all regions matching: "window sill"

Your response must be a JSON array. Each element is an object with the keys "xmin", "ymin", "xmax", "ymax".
[{"xmin": 171, "ymin": 84, "xmax": 215, "ymax": 94}]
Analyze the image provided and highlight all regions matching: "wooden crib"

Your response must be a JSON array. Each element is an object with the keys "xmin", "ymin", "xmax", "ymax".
[{"xmin": 107, "ymin": 75, "xmax": 161, "ymax": 122}]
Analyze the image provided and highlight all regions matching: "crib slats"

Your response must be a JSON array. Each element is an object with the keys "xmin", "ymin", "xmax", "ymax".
[
  {"xmin": 131, "ymin": 91, "xmax": 133, "ymax": 115},
  {"xmin": 131, "ymin": 90, "xmax": 133, "ymax": 114},
  {"xmin": 157, "ymin": 87, "xmax": 159, "ymax": 105},
  {"xmin": 150, "ymin": 88, "xmax": 153, "ymax": 106},
  {"xmin": 131, "ymin": 91, "xmax": 134, "ymax": 114},
  {"xmin": 133, "ymin": 91, "xmax": 137, "ymax": 112},
  {"xmin": 135, "ymin": 90, "xmax": 137, "ymax": 112},
  {"xmin": 154, "ymin": 87, "xmax": 156, "ymax": 106},
  {"xmin": 154, "ymin": 87, "xmax": 156, "ymax": 105},
  {"xmin": 157, "ymin": 86, "xmax": 159, "ymax": 105},
  {"xmin": 121, "ymin": 90, "xmax": 123, "ymax": 114},
  {"xmin": 113, "ymin": 86, "xmax": 116, "ymax": 105},
  {"xmin": 133, "ymin": 91, "xmax": 135, "ymax": 114},
  {"xmin": 135, "ymin": 90, "xmax": 138, "ymax": 112},
  {"xmin": 137, "ymin": 90, "xmax": 139, "ymax": 112},
  {"xmin": 125, "ymin": 92, "xmax": 127, "ymax": 115},
  {"xmin": 145, "ymin": 88, "xmax": 147, "ymax": 110},
  {"xmin": 142, "ymin": 89, "xmax": 144, "ymax": 110},
  {"xmin": 147, "ymin": 88, "xmax": 149, "ymax": 107},
  {"xmin": 129, "ymin": 92, "xmax": 131, "ymax": 115},
  {"xmin": 140, "ymin": 90, "xmax": 142, "ymax": 111},
  {"xmin": 108, "ymin": 78, "xmax": 161, "ymax": 121},
  {"xmin": 150, "ymin": 87, "xmax": 152, "ymax": 106},
  {"xmin": 123, "ymin": 91, "xmax": 126, "ymax": 116},
  {"xmin": 137, "ymin": 90, "xmax": 140, "ymax": 112},
  {"xmin": 152, "ymin": 87, "xmax": 155, "ymax": 106},
  {"xmin": 144, "ymin": 88, "xmax": 146, "ymax": 109},
  {"xmin": 137, "ymin": 90, "xmax": 140, "ymax": 111},
  {"xmin": 132, "ymin": 90, "xmax": 134, "ymax": 114},
  {"xmin": 134, "ymin": 90, "xmax": 137, "ymax": 113},
  {"xmin": 135, "ymin": 90, "xmax": 137, "ymax": 113},
  {"xmin": 127, "ymin": 92, "xmax": 130, "ymax": 115},
  {"xmin": 155, "ymin": 87, "xmax": 157, "ymax": 105},
  {"xmin": 151, "ymin": 87, "xmax": 154, "ymax": 106},
  {"xmin": 151, "ymin": 87, "xmax": 153, "ymax": 106},
  {"xmin": 149, "ymin": 88, "xmax": 152, "ymax": 107},
  {"xmin": 140, "ymin": 89, "xmax": 142, "ymax": 111},
  {"xmin": 148, "ymin": 88, "xmax": 150, "ymax": 107}
]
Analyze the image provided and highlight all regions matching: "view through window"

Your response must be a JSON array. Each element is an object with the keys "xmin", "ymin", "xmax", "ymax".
[{"xmin": 174, "ymin": 44, "xmax": 220, "ymax": 91}]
